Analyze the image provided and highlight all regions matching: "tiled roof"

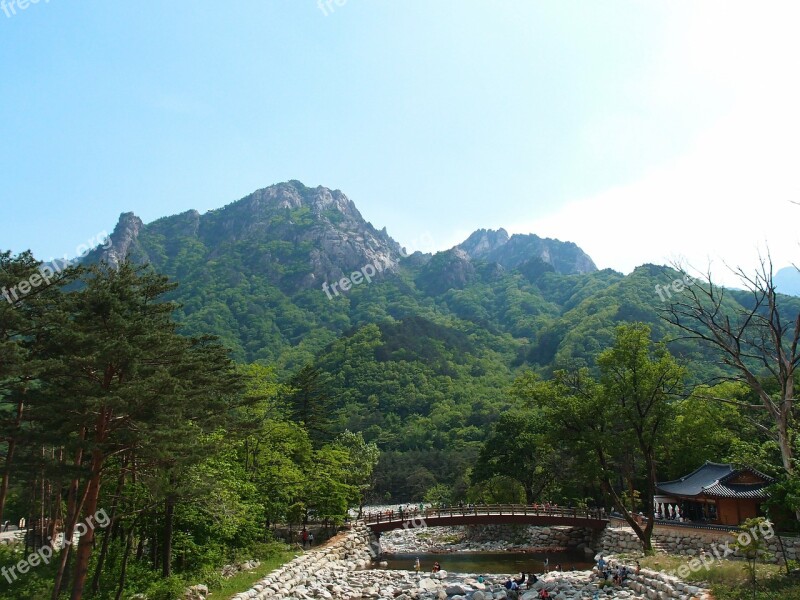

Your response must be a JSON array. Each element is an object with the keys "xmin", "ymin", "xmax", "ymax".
[{"xmin": 656, "ymin": 461, "xmax": 774, "ymax": 500}]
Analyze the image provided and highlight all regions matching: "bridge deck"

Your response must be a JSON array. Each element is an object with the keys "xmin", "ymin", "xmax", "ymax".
[{"xmin": 363, "ymin": 505, "xmax": 609, "ymax": 533}]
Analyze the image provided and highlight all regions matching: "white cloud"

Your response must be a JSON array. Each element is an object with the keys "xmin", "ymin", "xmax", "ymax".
[{"xmin": 511, "ymin": 1, "xmax": 800, "ymax": 287}]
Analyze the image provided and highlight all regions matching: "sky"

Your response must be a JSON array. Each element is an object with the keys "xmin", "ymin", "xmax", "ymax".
[{"xmin": 1, "ymin": 1, "xmax": 799, "ymax": 286}]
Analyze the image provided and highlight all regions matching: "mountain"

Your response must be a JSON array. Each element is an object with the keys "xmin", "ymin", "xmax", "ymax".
[
  {"xmin": 457, "ymin": 228, "xmax": 597, "ymax": 275},
  {"xmin": 92, "ymin": 181, "xmax": 404, "ymax": 292},
  {"xmin": 75, "ymin": 180, "xmax": 764, "ymax": 499},
  {"xmin": 774, "ymin": 266, "xmax": 800, "ymax": 297}
]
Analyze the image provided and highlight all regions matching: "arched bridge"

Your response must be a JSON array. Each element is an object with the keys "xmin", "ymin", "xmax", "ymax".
[{"xmin": 363, "ymin": 505, "xmax": 609, "ymax": 534}]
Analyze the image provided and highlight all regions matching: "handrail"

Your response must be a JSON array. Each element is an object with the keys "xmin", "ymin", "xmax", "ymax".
[{"xmin": 361, "ymin": 504, "xmax": 608, "ymax": 525}]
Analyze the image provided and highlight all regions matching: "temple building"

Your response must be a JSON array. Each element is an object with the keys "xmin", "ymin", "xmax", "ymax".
[{"xmin": 654, "ymin": 461, "xmax": 774, "ymax": 526}]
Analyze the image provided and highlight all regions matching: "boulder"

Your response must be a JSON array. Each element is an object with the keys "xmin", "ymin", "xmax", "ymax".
[{"xmin": 445, "ymin": 584, "xmax": 466, "ymax": 596}]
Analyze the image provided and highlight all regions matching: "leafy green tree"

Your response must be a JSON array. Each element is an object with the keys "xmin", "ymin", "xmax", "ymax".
[
  {"xmin": 597, "ymin": 323, "xmax": 684, "ymax": 553},
  {"xmin": 332, "ymin": 430, "xmax": 379, "ymax": 515},
  {"xmin": 423, "ymin": 483, "xmax": 452, "ymax": 506},
  {"xmin": 467, "ymin": 475, "xmax": 526, "ymax": 504},
  {"xmin": 534, "ymin": 323, "xmax": 683, "ymax": 555},
  {"xmin": 470, "ymin": 408, "xmax": 563, "ymax": 503}
]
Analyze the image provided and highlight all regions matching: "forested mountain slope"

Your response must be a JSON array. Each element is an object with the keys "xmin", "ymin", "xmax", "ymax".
[{"xmin": 81, "ymin": 180, "xmax": 791, "ymax": 499}]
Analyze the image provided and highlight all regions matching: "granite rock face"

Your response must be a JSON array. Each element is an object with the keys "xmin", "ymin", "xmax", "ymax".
[
  {"xmin": 457, "ymin": 229, "xmax": 597, "ymax": 275},
  {"xmin": 89, "ymin": 181, "xmax": 404, "ymax": 291}
]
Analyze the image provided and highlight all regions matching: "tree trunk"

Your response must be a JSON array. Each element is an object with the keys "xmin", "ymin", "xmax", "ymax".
[
  {"xmin": 91, "ymin": 459, "xmax": 126, "ymax": 593},
  {"xmin": 597, "ymin": 448, "xmax": 653, "ymax": 554},
  {"xmin": 53, "ymin": 428, "xmax": 87, "ymax": 600},
  {"xmin": 115, "ymin": 525, "xmax": 135, "ymax": 600},
  {"xmin": 70, "ymin": 401, "xmax": 113, "ymax": 600},
  {"xmin": 0, "ymin": 396, "xmax": 24, "ymax": 525},
  {"xmin": 162, "ymin": 493, "xmax": 175, "ymax": 578},
  {"xmin": 70, "ymin": 443, "xmax": 105, "ymax": 599}
]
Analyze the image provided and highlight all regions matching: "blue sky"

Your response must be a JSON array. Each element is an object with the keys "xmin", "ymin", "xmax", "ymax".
[{"xmin": 2, "ymin": 1, "xmax": 799, "ymax": 284}]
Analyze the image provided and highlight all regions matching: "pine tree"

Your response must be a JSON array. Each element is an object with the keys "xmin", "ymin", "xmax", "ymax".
[
  {"xmin": 285, "ymin": 365, "xmax": 334, "ymax": 447},
  {"xmin": 25, "ymin": 260, "xmax": 243, "ymax": 599}
]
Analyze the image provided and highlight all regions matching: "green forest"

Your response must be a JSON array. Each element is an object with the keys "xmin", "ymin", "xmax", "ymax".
[{"xmin": 3, "ymin": 192, "xmax": 800, "ymax": 598}]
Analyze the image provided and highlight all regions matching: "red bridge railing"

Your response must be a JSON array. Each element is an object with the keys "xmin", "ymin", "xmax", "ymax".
[{"xmin": 362, "ymin": 504, "xmax": 607, "ymax": 525}]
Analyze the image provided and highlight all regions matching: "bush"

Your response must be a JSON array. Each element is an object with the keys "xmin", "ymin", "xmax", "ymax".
[{"xmin": 144, "ymin": 575, "xmax": 188, "ymax": 600}]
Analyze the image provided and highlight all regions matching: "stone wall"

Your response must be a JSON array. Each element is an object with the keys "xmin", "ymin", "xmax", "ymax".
[
  {"xmin": 232, "ymin": 525, "xmax": 377, "ymax": 600},
  {"xmin": 600, "ymin": 523, "xmax": 800, "ymax": 564},
  {"xmin": 623, "ymin": 567, "xmax": 712, "ymax": 600},
  {"xmin": 462, "ymin": 525, "xmax": 596, "ymax": 550}
]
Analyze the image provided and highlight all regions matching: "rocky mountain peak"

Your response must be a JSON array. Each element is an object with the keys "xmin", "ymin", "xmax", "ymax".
[
  {"xmin": 89, "ymin": 212, "xmax": 143, "ymax": 268},
  {"xmin": 456, "ymin": 228, "xmax": 596, "ymax": 275},
  {"xmin": 458, "ymin": 228, "xmax": 510, "ymax": 257}
]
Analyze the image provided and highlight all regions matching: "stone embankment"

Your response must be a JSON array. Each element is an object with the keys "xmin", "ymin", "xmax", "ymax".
[
  {"xmin": 601, "ymin": 522, "xmax": 800, "ymax": 564},
  {"xmin": 380, "ymin": 525, "xmax": 595, "ymax": 555},
  {"xmin": 232, "ymin": 525, "xmax": 376, "ymax": 599},
  {"xmin": 622, "ymin": 567, "xmax": 711, "ymax": 600},
  {"xmin": 231, "ymin": 524, "xmax": 712, "ymax": 600}
]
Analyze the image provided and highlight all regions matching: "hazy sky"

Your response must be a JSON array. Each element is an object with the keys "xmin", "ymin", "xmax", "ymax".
[{"xmin": 2, "ymin": 1, "xmax": 798, "ymax": 285}]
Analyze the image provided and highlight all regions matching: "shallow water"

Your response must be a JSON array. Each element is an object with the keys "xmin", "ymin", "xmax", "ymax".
[{"xmin": 376, "ymin": 551, "xmax": 593, "ymax": 574}]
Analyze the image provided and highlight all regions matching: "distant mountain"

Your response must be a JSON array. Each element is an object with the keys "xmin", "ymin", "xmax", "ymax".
[
  {"xmin": 457, "ymin": 228, "xmax": 597, "ymax": 274},
  {"xmin": 774, "ymin": 266, "xmax": 800, "ymax": 297}
]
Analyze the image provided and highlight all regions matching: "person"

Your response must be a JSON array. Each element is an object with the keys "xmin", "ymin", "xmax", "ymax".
[
  {"xmin": 539, "ymin": 589, "xmax": 550, "ymax": 599},
  {"xmin": 308, "ymin": 532, "xmax": 314, "ymax": 546},
  {"xmin": 301, "ymin": 527, "xmax": 309, "ymax": 548},
  {"xmin": 432, "ymin": 561, "xmax": 441, "ymax": 573},
  {"xmin": 504, "ymin": 579, "xmax": 513, "ymax": 590},
  {"xmin": 635, "ymin": 561, "xmax": 641, "ymax": 575},
  {"xmin": 514, "ymin": 573, "xmax": 525, "ymax": 586},
  {"xmin": 527, "ymin": 573, "xmax": 537, "ymax": 588},
  {"xmin": 544, "ymin": 557, "xmax": 549, "ymax": 572},
  {"xmin": 477, "ymin": 575, "xmax": 485, "ymax": 584},
  {"xmin": 414, "ymin": 557, "xmax": 420, "ymax": 573},
  {"xmin": 597, "ymin": 555, "xmax": 606, "ymax": 570}
]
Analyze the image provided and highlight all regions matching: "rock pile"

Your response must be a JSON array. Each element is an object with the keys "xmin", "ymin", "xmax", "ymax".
[
  {"xmin": 236, "ymin": 566, "xmax": 709, "ymax": 600},
  {"xmin": 222, "ymin": 559, "xmax": 262, "ymax": 578}
]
